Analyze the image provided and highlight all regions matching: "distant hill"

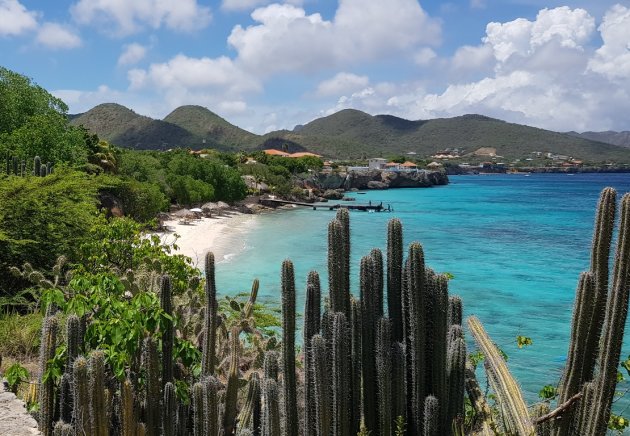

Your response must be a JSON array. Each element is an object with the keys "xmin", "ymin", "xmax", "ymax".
[
  {"xmin": 71, "ymin": 104, "xmax": 630, "ymax": 163},
  {"xmin": 566, "ymin": 130, "xmax": 630, "ymax": 149}
]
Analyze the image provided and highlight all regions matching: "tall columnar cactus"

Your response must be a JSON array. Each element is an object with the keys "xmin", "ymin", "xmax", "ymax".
[
  {"xmin": 143, "ymin": 337, "xmax": 161, "ymax": 436},
  {"xmin": 223, "ymin": 327, "xmax": 241, "ymax": 435},
  {"xmin": 360, "ymin": 254, "xmax": 381, "ymax": 435},
  {"xmin": 371, "ymin": 248, "xmax": 384, "ymax": 310},
  {"xmin": 53, "ymin": 422, "xmax": 74, "ymax": 436},
  {"xmin": 202, "ymin": 252, "xmax": 218, "ymax": 376},
  {"xmin": 40, "ymin": 165, "xmax": 47, "ymax": 177},
  {"xmin": 423, "ymin": 396, "xmax": 439, "ymax": 436},
  {"xmin": 446, "ymin": 335, "xmax": 466, "ymax": 431},
  {"xmin": 163, "ymin": 382, "xmax": 177, "ymax": 436},
  {"xmin": 336, "ymin": 208, "xmax": 351, "ymax": 308},
  {"xmin": 204, "ymin": 376, "xmax": 219, "ymax": 436},
  {"xmin": 533, "ymin": 403, "xmax": 552, "ymax": 436},
  {"xmin": 391, "ymin": 341, "xmax": 406, "ymax": 426},
  {"xmin": 448, "ymin": 296, "xmax": 463, "ymax": 328},
  {"xmin": 464, "ymin": 361, "xmax": 497, "ymax": 436},
  {"xmin": 39, "ymin": 316, "xmax": 58, "ymax": 436},
  {"xmin": 332, "ymin": 312, "xmax": 351, "ymax": 436},
  {"xmin": 311, "ymin": 334, "xmax": 331, "ymax": 436},
  {"xmin": 406, "ymin": 242, "xmax": 426, "ymax": 435},
  {"xmin": 328, "ymin": 219, "xmax": 350, "ymax": 317},
  {"xmin": 350, "ymin": 297, "xmax": 362, "ymax": 434},
  {"xmin": 73, "ymin": 356, "xmax": 90, "ymax": 435},
  {"xmin": 177, "ymin": 402, "xmax": 190, "ymax": 436},
  {"xmin": 468, "ymin": 316, "xmax": 534, "ymax": 435},
  {"xmin": 304, "ymin": 270, "xmax": 321, "ymax": 436},
  {"xmin": 281, "ymin": 259, "xmax": 299, "ymax": 436},
  {"xmin": 376, "ymin": 318, "xmax": 393, "ymax": 436},
  {"xmin": 121, "ymin": 378, "xmax": 136, "ymax": 436},
  {"xmin": 237, "ymin": 372, "xmax": 261, "ymax": 434},
  {"xmin": 34, "ymin": 156, "xmax": 41, "ymax": 177},
  {"xmin": 88, "ymin": 350, "xmax": 108, "ymax": 436},
  {"xmin": 66, "ymin": 314, "xmax": 81, "ymax": 368},
  {"xmin": 261, "ymin": 379, "xmax": 281, "ymax": 436},
  {"xmin": 192, "ymin": 382, "xmax": 205, "ymax": 436},
  {"xmin": 12, "ymin": 156, "xmax": 18, "ymax": 175},
  {"xmin": 263, "ymin": 351, "xmax": 279, "ymax": 381},
  {"xmin": 584, "ymin": 193, "xmax": 630, "ymax": 436},
  {"xmin": 59, "ymin": 372, "xmax": 73, "ymax": 424},
  {"xmin": 387, "ymin": 218, "xmax": 404, "ymax": 342},
  {"xmin": 426, "ymin": 273, "xmax": 448, "ymax": 433},
  {"xmin": 160, "ymin": 274, "xmax": 174, "ymax": 385}
]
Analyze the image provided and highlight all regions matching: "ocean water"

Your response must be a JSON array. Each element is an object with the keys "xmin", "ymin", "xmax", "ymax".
[{"xmin": 214, "ymin": 173, "xmax": 630, "ymax": 405}]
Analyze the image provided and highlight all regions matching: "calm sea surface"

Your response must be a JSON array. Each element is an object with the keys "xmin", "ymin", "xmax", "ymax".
[{"xmin": 215, "ymin": 173, "xmax": 630, "ymax": 405}]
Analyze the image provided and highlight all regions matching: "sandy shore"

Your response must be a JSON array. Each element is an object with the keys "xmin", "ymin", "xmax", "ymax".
[{"xmin": 157, "ymin": 212, "xmax": 259, "ymax": 269}]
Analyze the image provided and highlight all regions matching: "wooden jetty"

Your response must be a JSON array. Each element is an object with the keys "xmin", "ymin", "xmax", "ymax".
[{"xmin": 260, "ymin": 198, "xmax": 392, "ymax": 212}]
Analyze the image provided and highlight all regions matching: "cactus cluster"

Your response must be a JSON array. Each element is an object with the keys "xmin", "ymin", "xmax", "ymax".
[
  {"xmin": 2, "ymin": 155, "xmax": 52, "ymax": 176},
  {"xmin": 34, "ymin": 188, "xmax": 630, "ymax": 436}
]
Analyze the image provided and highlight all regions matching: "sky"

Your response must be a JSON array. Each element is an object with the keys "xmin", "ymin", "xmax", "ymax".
[{"xmin": 1, "ymin": 0, "xmax": 629, "ymax": 135}]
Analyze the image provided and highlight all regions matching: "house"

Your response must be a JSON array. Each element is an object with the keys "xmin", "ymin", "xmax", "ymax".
[
  {"xmin": 368, "ymin": 158, "xmax": 387, "ymax": 170},
  {"xmin": 427, "ymin": 161, "xmax": 443, "ymax": 169},
  {"xmin": 288, "ymin": 152, "xmax": 322, "ymax": 158},
  {"xmin": 264, "ymin": 149, "xmax": 290, "ymax": 157},
  {"xmin": 401, "ymin": 161, "xmax": 418, "ymax": 170},
  {"xmin": 384, "ymin": 162, "xmax": 401, "ymax": 170}
]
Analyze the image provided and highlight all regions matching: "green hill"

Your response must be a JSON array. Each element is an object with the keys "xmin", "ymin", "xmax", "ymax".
[{"xmin": 70, "ymin": 104, "xmax": 630, "ymax": 163}]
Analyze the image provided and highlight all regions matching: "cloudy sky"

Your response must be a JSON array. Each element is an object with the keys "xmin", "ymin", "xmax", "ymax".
[{"xmin": 1, "ymin": 0, "xmax": 629, "ymax": 134}]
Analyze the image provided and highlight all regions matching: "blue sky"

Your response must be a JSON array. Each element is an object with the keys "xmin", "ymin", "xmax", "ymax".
[{"xmin": 1, "ymin": 0, "xmax": 629, "ymax": 134}]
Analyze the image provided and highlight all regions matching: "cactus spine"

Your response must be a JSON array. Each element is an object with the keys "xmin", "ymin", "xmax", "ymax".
[
  {"xmin": 423, "ymin": 396, "xmax": 439, "ymax": 436},
  {"xmin": 426, "ymin": 273, "xmax": 448, "ymax": 433},
  {"xmin": 237, "ymin": 372, "xmax": 261, "ymax": 434},
  {"xmin": 304, "ymin": 270, "xmax": 321, "ymax": 436},
  {"xmin": 205, "ymin": 377, "xmax": 219, "ymax": 436},
  {"xmin": 281, "ymin": 259, "xmax": 299, "ymax": 436},
  {"xmin": 263, "ymin": 351, "xmax": 279, "ymax": 381},
  {"xmin": 121, "ymin": 378, "xmax": 135, "ymax": 436},
  {"xmin": 192, "ymin": 382, "xmax": 205, "ymax": 436},
  {"xmin": 350, "ymin": 297, "xmax": 362, "ymax": 434},
  {"xmin": 66, "ymin": 314, "xmax": 81, "ymax": 368},
  {"xmin": 446, "ymin": 335, "xmax": 466, "ymax": 430},
  {"xmin": 59, "ymin": 373, "xmax": 72, "ymax": 424},
  {"xmin": 34, "ymin": 156, "xmax": 41, "ymax": 176},
  {"xmin": 387, "ymin": 218, "xmax": 404, "ymax": 343},
  {"xmin": 73, "ymin": 356, "xmax": 90, "ymax": 435},
  {"xmin": 331, "ymin": 312, "xmax": 351, "ymax": 436},
  {"xmin": 202, "ymin": 252, "xmax": 218, "ymax": 376},
  {"xmin": 39, "ymin": 316, "xmax": 58, "ymax": 436},
  {"xmin": 261, "ymin": 379, "xmax": 281, "ymax": 436},
  {"xmin": 88, "ymin": 350, "xmax": 108, "ymax": 436},
  {"xmin": 448, "ymin": 296, "xmax": 463, "ymax": 328},
  {"xmin": 223, "ymin": 327, "xmax": 241, "ymax": 435},
  {"xmin": 160, "ymin": 274, "xmax": 174, "ymax": 385},
  {"xmin": 143, "ymin": 337, "xmax": 160, "ymax": 436},
  {"xmin": 336, "ymin": 208, "xmax": 351, "ymax": 315},
  {"xmin": 311, "ymin": 334, "xmax": 331, "ymax": 436}
]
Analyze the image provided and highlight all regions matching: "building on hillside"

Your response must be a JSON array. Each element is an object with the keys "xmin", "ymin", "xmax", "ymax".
[
  {"xmin": 263, "ymin": 149, "xmax": 290, "ymax": 157},
  {"xmin": 384, "ymin": 162, "xmax": 401, "ymax": 171},
  {"xmin": 288, "ymin": 152, "xmax": 322, "ymax": 158},
  {"xmin": 368, "ymin": 158, "xmax": 387, "ymax": 170},
  {"xmin": 401, "ymin": 161, "xmax": 418, "ymax": 171},
  {"xmin": 427, "ymin": 161, "xmax": 442, "ymax": 169}
]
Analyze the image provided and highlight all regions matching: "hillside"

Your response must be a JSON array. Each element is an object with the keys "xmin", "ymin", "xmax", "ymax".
[
  {"xmin": 71, "ymin": 104, "xmax": 630, "ymax": 162},
  {"xmin": 567, "ymin": 131, "xmax": 630, "ymax": 148}
]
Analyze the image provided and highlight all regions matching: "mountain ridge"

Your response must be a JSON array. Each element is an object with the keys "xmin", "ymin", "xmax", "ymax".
[{"xmin": 69, "ymin": 103, "xmax": 630, "ymax": 162}]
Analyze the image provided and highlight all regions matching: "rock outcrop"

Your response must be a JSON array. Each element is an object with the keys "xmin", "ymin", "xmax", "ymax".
[{"xmin": 311, "ymin": 169, "xmax": 448, "ymax": 191}]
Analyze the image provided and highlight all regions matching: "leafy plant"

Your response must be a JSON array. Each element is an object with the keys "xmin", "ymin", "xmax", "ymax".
[{"xmin": 4, "ymin": 362, "xmax": 29, "ymax": 393}]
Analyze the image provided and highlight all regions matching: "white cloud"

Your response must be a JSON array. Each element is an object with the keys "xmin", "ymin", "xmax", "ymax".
[
  {"xmin": 316, "ymin": 72, "xmax": 369, "ymax": 97},
  {"xmin": 118, "ymin": 43, "xmax": 147, "ymax": 66},
  {"xmin": 70, "ymin": 0, "xmax": 212, "ymax": 35},
  {"xmin": 36, "ymin": 23, "xmax": 82, "ymax": 49},
  {"xmin": 0, "ymin": 0, "xmax": 38, "ymax": 36},
  {"xmin": 588, "ymin": 5, "xmax": 630, "ymax": 81},
  {"xmin": 470, "ymin": 0, "xmax": 486, "ymax": 9},
  {"xmin": 451, "ymin": 44, "xmax": 494, "ymax": 71},
  {"xmin": 414, "ymin": 47, "xmax": 437, "ymax": 66},
  {"xmin": 228, "ymin": 0, "xmax": 440, "ymax": 76},
  {"xmin": 221, "ymin": 0, "xmax": 303, "ymax": 12}
]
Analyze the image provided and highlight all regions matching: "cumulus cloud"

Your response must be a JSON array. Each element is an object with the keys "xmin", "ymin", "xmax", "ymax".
[
  {"xmin": 221, "ymin": 0, "xmax": 303, "ymax": 12},
  {"xmin": 70, "ymin": 0, "xmax": 212, "ymax": 35},
  {"xmin": 228, "ymin": 0, "xmax": 440, "ymax": 76},
  {"xmin": 316, "ymin": 72, "xmax": 369, "ymax": 97},
  {"xmin": 118, "ymin": 43, "xmax": 147, "ymax": 66},
  {"xmin": 588, "ymin": 4, "xmax": 630, "ymax": 81},
  {"xmin": 0, "ymin": 0, "xmax": 38, "ymax": 36},
  {"xmin": 36, "ymin": 23, "xmax": 82, "ymax": 49}
]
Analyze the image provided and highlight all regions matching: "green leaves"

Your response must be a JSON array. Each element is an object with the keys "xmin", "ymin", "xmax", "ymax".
[
  {"xmin": 516, "ymin": 335, "xmax": 533, "ymax": 349},
  {"xmin": 538, "ymin": 385, "xmax": 558, "ymax": 400},
  {"xmin": 4, "ymin": 363, "xmax": 29, "ymax": 393}
]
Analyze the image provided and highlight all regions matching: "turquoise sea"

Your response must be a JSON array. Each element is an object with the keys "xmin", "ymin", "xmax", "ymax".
[{"xmin": 215, "ymin": 173, "xmax": 630, "ymax": 406}]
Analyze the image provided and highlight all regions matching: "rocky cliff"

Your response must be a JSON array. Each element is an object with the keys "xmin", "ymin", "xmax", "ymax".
[{"xmin": 311, "ymin": 170, "xmax": 448, "ymax": 190}]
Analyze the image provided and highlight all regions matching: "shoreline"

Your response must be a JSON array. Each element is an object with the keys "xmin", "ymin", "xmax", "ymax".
[{"xmin": 157, "ymin": 212, "xmax": 261, "ymax": 270}]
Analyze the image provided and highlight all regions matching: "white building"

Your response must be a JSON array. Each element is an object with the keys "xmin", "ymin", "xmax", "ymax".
[{"xmin": 368, "ymin": 158, "xmax": 387, "ymax": 170}]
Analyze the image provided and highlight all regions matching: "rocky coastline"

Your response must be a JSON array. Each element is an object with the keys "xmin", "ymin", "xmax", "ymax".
[{"xmin": 307, "ymin": 169, "xmax": 448, "ymax": 191}]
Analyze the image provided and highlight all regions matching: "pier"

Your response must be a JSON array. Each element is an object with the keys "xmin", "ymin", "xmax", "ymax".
[{"xmin": 259, "ymin": 198, "xmax": 392, "ymax": 212}]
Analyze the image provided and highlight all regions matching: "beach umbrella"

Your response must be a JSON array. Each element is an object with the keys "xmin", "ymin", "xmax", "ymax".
[{"xmin": 190, "ymin": 208, "xmax": 203, "ymax": 213}]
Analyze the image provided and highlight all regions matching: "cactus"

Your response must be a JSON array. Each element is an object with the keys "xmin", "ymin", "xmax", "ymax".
[
  {"xmin": 202, "ymin": 252, "xmax": 218, "ymax": 376},
  {"xmin": 376, "ymin": 318, "xmax": 393, "ymax": 436},
  {"xmin": 446, "ymin": 336, "xmax": 466, "ymax": 431},
  {"xmin": 332, "ymin": 312, "xmax": 351, "ymax": 436},
  {"xmin": 336, "ymin": 208, "xmax": 351, "ymax": 312},
  {"xmin": 468, "ymin": 316, "xmax": 534, "ymax": 435},
  {"xmin": 350, "ymin": 297, "xmax": 362, "ymax": 434},
  {"xmin": 533, "ymin": 403, "xmax": 552, "ymax": 436},
  {"xmin": 304, "ymin": 270, "xmax": 321, "ymax": 436},
  {"xmin": 177, "ymin": 402, "xmax": 190, "ymax": 436},
  {"xmin": 34, "ymin": 156, "xmax": 41, "ymax": 176},
  {"xmin": 205, "ymin": 377, "xmax": 219, "ymax": 436},
  {"xmin": 223, "ymin": 326, "xmax": 241, "ymax": 435},
  {"xmin": 448, "ymin": 296, "xmax": 462, "ymax": 328},
  {"xmin": 13, "ymin": 156, "xmax": 18, "ymax": 175},
  {"xmin": 391, "ymin": 341, "xmax": 406, "ymax": 427},
  {"xmin": 261, "ymin": 379, "xmax": 281, "ymax": 436},
  {"xmin": 66, "ymin": 314, "xmax": 81, "ymax": 368},
  {"xmin": 143, "ymin": 337, "xmax": 160, "ymax": 436},
  {"xmin": 423, "ymin": 396, "xmax": 439, "ymax": 436},
  {"xmin": 53, "ymin": 422, "xmax": 74, "ymax": 436},
  {"xmin": 281, "ymin": 259, "xmax": 299, "ymax": 436},
  {"xmin": 88, "ymin": 350, "xmax": 108, "ymax": 436},
  {"xmin": 464, "ymin": 361, "xmax": 497, "ymax": 436},
  {"xmin": 426, "ymin": 272, "xmax": 448, "ymax": 433},
  {"xmin": 59, "ymin": 372, "xmax": 72, "ymax": 424},
  {"xmin": 371, "ymin": 248, "xmax": 384, "ymax": 310},
  {"xmin": 361, "ymin": 254, "xmax": 382, "ymax": 434},
  {"xmin": 47, "ymin": 162, "xmax": 53, "ymax": 175},
  {"xmin": 160, "ymin": 275, "xmax": 174, "ymax": 385},
  {"xmin": 237, "ymin": 372, "xmax": 261, "ymax": 434},
  {"xmin": 40, "ymin": 165, "xmax": 47, "ymax": 177},
  {"xmin": 192, "ymin": 382, "xmax": 205, "ymax": 436},
  {"xmin": 263, "ymin": 350, "xmax": 279, "ymax": 381},
  {"xmin": 328, "ymin": 219, "xmax": 350, "ymax": 317},
  {"xmin": 73, "ymin": 356, "xmax": 90, "ymax": 435},
  {"xmin": 387, "ymin": 218, "xmax": 404, "ymax": 342},
  {"xmin": 121, "ymin": 378, "xmax": 135, "ymax": 436},
  {"xmin": 163, "ymin": 382, "xmax": 177, "ymax": 436},
  {"xmin": 311, "ymin": 334, "xmax": 331, "ymax": 436},
  {"xmin": 39, "ymin": 316, "xmax": 58, "ymax": 436}
]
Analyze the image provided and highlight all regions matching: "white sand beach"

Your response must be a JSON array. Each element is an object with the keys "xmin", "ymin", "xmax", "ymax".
[{"xmin": 157, "ymin": 212, "xmax": 259, "ymax": 269}]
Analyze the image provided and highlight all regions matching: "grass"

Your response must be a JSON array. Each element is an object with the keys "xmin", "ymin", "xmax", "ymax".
[{"xmin": 0, "ymin": 312, "xmax": 42, "ymax": 361}]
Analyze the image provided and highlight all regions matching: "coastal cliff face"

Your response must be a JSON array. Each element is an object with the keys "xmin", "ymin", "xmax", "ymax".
[{"xmin": 312, "ymin": 169, "xmax": 448, "ymax": 190}]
